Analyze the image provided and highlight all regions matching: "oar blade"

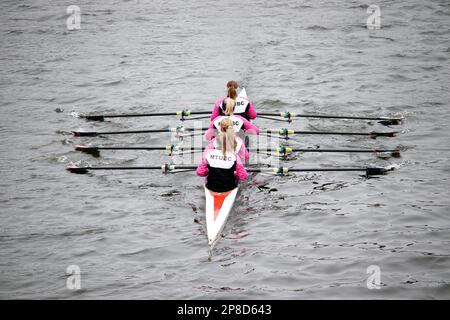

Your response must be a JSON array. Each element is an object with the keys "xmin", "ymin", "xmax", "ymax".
[
  {"xmin": 67, "ymin": 166, "xmax": 90, "ymax": 174},
  {"xmin": 82, "ymin": 115, "xmax": 105, "ymax": 122},
  {"xmin": 72, "ymin": 131, "xmax": 98, "ymax": 137},
  {"xmin": 74, "ymin": 145, "xmax": 100, "ymax": 157},
  {"xmin": 391, "ymin": 150, "xmax": 401, "ymax": 158},
  {"xmin": 378, "ymin": 119, "xmax": 402, "ymax": 126},
  {"xmin": 370, "ymin": 131, "xmax": 398, "ymax": 138},
  {"xmin": 365, "ymin": 167, "xmax": 388, "ymax": 177}
]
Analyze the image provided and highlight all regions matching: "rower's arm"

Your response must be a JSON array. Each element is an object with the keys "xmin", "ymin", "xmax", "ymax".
[
  {"xmin": 247, "ymin": 100, "xmax": 257, "ymax": 120},
  {"xmin": 210, "ymin": 98, "xmax": 224, "ymax": 121},
  {"xmin": 242, "ymin": 118, "xmax": 260, "ymax": 135},
  {"xmin": 196, "ymin": 158, "xmax": 209, "ymax": 177},
  {"xmin": 234, "ymin": 157, "xmax": 248, "ymax": 181}
]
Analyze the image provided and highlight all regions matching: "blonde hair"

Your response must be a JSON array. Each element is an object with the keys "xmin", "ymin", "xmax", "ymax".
[
  {"xmin": 224, "ymin": 85, "xmax": 237, "ymax": 116},
  {"xmin": 217, "ymin": 118, "xmax": 237, "ymax": 155}
]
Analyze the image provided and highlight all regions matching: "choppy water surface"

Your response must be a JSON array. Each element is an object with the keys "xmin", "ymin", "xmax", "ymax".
[{"xmin": 0, "ymin": 0, "xmax": 449, "ymax": 299}]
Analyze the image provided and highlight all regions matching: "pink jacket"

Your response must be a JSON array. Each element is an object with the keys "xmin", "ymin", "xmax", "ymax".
[
  {"xmin": 204, "ymin": 137, "xmax": 249, "ymax": 161},
  {"xmin": 210, "ymin": 97, "xmax": 257, "ymax": 121},
  {"xmin": 204, "ymin": 115, "xmax": 260, "ymax": 141},
  {"xmin": 196, "ymin": 150, "xmax": 248, "ymax": 181}
]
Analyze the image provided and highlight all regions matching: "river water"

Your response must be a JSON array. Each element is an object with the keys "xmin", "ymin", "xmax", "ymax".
[{"xmin": 0, "ymin": 0, "xmax": 449, "ymax": 299}]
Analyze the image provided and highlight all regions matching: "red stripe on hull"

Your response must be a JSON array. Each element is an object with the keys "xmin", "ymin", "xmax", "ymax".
[{"xmin": 209, "ymin": 190, "xmax": 232, "ymax": 221}]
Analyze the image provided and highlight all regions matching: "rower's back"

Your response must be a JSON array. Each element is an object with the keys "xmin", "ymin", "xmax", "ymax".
[
  {"xmin": 211, "ymin": 81, "xmax": 257, "ymax": 121},
  {"xmin": 204, "ymin": 148, "xmax": 238, "ymax": 193}
]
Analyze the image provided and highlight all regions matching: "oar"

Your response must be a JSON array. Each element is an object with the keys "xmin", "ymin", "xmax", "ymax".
[
  {"xmin": 80, "ymin": 110, "xmax": 403, "ymax": 125},
  {"xmin": 75, "ymin": 145, "xmax": 170, "ymax": 157},
  {"xmin": 67, "ymin": 164, "xmax": 197, "ymax": 174},
  {"xmin": 75, "ymin": 144, "xmax": 401, "ymax": 158},
  {"xmin": 67, "ymin": 164, "xmax": 393, "ymax": 177},
  {"xmin": 258, "ymin": 112, "xmax": 403, "ymax": 125},
  {"xmin": 263, "ymin": 129, "xmax": 398, "ymax": 138},
  {"xmin": 71, "ymin": 127, "xmax": 206, "ymax": 137},
  {"xmin": 74, "ymin": 145, "xmax": 205, "ymax": 157},
  {"xmin": 80, "ymin": 110, "xmax": 209, "ymax": 122},
  {"xmin": 262, "ymin": 146, "xmax": 401, "ymax": 158},
  {"xmin": 71, "ymin": 127, "xmax": 396, "ymax": 138},
  {"xmin": 247, "ymin": 166, "xmax": 392, "ymax": 177}
]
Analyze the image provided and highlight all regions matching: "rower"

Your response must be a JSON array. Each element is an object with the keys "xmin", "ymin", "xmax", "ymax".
[
  {"xmin": 196, "ymin": 130, "xmax": 248, "ymax": 193},
  {"xmin": 210, "ymin": 81, "xmax": 257, "ymax": 121},
  {"xmin": 204, "ymin": 118, "xmax": 249, "ymax": 161},
  {"xmin": 204, "ymin": 95, "xmax": 260, "ymax": 142}
]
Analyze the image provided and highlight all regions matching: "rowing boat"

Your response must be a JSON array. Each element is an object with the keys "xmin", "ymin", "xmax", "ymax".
[
  {"xmin": 204, "ymin": 88, "xmax": 249, "ymax": 250},
  {"xmin": 67, "ymin": 90, "xmax": 403, "ymax": 252}
]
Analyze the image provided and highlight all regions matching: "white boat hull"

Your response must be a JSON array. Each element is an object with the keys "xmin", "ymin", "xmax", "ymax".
[{"xmin": 204, "ymin": 186, "xmax": 239, "ymax": 249}]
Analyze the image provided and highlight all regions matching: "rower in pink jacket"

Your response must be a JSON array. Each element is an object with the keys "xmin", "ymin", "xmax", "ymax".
[
  {"xmin": 204, "ymin": 137, "xmax": 249, "ymax": 161},
  {"xmin": 203, "ymin": 118, "xmax": 249, "ymax": 161},
  {"xmin": 210, "ymin": 80, "xmax": 257, "ymax": 121},
  {"xmin": 204, "ymin": 87, "xmax": 259, "ymax": 141},
  {"xmin": 204, "ymin": 113, "xmax": 260, "ymax": 142},
  {"xmin": 197, "ymin": 130, "xmax": 248, "ymax": 193}
]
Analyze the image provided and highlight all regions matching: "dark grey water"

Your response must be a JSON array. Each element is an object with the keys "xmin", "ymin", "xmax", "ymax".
[{"xmin": 1, "ymin": 0, "xmax": 449, "ymax": 299}]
